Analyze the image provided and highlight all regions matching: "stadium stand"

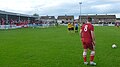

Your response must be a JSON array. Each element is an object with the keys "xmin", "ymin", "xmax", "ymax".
[
  {"xmin": 78, "ymin": 14, "xmax": 116, "ymax": 26},
  {"xmin": 0, "ymin": 10, "xmax": 36, "ymax": 29}
]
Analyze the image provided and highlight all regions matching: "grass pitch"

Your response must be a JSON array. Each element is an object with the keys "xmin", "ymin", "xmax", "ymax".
[{"xmin": 0, "ymin": 26, "xmax": 120, "ymax": 67}]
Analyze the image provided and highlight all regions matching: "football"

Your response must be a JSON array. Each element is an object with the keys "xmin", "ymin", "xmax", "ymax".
[{"xmin": 112, "ymin": 44, "xmax": 117, "ymax": 48}]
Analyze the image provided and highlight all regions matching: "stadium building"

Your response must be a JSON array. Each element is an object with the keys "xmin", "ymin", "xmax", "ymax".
[
  {"xmin": 38, "ymin": 16, "xmax": 56, "ymax": 23},
  {"xmin": 79, "ymin": 14, "xmax": 116, "ymax": 24},
  {"xmin": 116, "ymin": 18, "xmax": 120, "ymax": 22},
  {"xmin": 57, "ymin": 15, "xmax": 74, "ymax": 24}
]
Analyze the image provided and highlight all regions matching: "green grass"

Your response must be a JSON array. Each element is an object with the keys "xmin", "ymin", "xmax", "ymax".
[{"xmin": 0, "ymin": 26, "xmax": 120, "ymax": 67}]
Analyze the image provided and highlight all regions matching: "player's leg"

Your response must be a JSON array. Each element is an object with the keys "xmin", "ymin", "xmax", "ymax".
[
  {"xmin": 90, "ymin": 50, "xmax": 96, "ymax": 65},
  {"xmin": 75, "ymin": 27, "xmax": 78, "ymax": 33},
  {"xmin": 76, "ymin": 27, "xmax": 78, "ymax": 32},
  {"xmin": 82, "ymin": 42, "xmax": 87, "ymax": 62},
  {"xmin": 68, "ymin": 28, "xmax": 69, "ymax": 32},
  {"xmin": 82, "ymin": 42, "xmax": 89, "ymax": 65},
  {"xmin": 89, "ymin": 44, "xmax": 96, "ymax": 66},
  {"xmin": 83, "ymin": 49, "xmax": 88, "ymax": 65}
]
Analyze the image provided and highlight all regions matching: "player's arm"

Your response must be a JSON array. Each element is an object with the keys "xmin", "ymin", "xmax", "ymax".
[
  {"xmin": 80, "ymin": 29, "xmax": 82, "ymax": 38},
  {"xmin": 80, "ymin": 29, "xmax": 82, "ymax": 34},
  {"xmin": 91, "ymin": 31, "xmax": 95, "ymax": 46},
  {"xmin": 80, "ymin": 25, "xmax": 83, "ymax": 37}
]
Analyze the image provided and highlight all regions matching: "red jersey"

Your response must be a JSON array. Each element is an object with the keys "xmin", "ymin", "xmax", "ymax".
[{"xmin": 81, "ymin": 23, "xmax": 94, "ymax": 43}]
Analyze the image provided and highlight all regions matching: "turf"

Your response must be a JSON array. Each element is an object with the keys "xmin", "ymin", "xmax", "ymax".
[{"xmin": 0, "ymin": 26, "xmax": 120, "ymax": 67}]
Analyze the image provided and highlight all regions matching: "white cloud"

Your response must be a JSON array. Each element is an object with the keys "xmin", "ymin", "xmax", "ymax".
[
  {"xmin": 0, "ymin": 0, "xmax": 120, "ymax": 17},
  {"xmin": 86, "ymin": 1, "xmax": 96, "ymax": 4},
  {"xmin": 0, "ymin": 0, "xmax": 33, "ymax": 12},
  {"xmin": 91, "ymin": 4, "xmax": 111, "ymax": 10},
  {"xmin": 0, "ymin": 0, "xmax": 74, "ymax": 14},
  {"xmin": 90, "ymin": 4, "xmax": 112, "ymax": 13},
  {"xmin": 109, "ymin": 0, "xmax": 120, "ymax": 2}
]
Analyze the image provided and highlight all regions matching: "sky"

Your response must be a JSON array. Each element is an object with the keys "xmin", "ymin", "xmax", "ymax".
[{"xmin": 0, "ymin": 0, "xmax": 120, "ymax": 18}]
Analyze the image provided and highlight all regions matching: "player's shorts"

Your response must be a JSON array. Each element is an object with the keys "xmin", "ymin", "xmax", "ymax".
[
  {"xmin": 68, "ymin": 28, "xmax": 71, "ymax": 31},
  {"xmin": 75, "ymin": 27, "xmax": 78, "ymax": 30},
  {"xmin": 71, "ymin": 27, "xmax": 74, "ymax": 30},
  {"xmin": 82, "ymin": 42, "xmax": 93, "ymax": 50}
]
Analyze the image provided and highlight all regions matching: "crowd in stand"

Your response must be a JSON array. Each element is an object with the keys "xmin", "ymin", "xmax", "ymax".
[{"xmin": 0, "ymin": 18, "xmax": 56, "ymax": 29}]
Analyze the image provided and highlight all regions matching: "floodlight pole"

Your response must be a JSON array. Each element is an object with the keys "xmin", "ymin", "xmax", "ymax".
[{"xmin": 79, "ymin": 2, "xmax": 82, "ymax": 23}]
